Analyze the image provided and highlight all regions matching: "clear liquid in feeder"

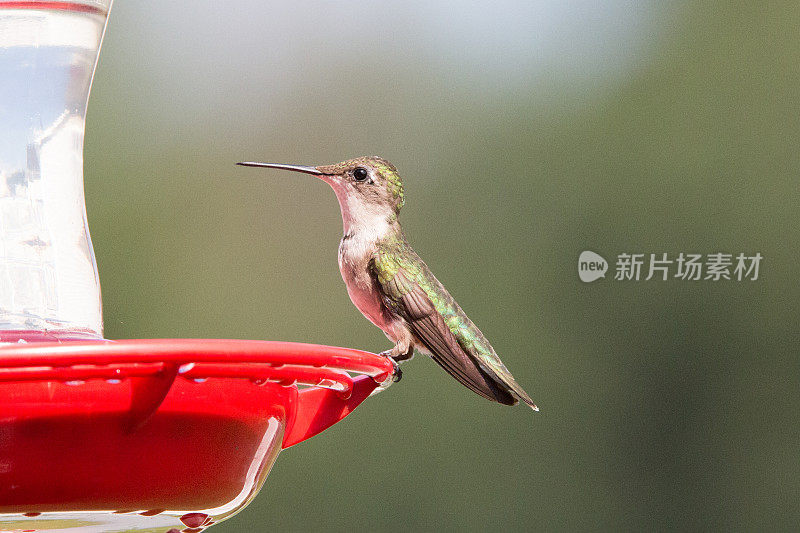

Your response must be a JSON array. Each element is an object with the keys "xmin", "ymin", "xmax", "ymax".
[{"xmin": 0, "ymin": 0, "xmax": 111, "ymax": 337}]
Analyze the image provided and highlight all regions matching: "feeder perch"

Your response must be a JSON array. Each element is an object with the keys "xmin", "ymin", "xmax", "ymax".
[{"xmin": 0, "ymin": 2, "xmax": 397, "ymax": 531}]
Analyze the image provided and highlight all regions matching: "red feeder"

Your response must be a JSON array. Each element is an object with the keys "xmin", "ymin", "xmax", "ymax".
[
  {"xmin": 0, "ymin": 334, "xmax": 394, "ymax": 531},
  {"xmin": 0, "ymin": 2, "xmax": 397, "ymax": 531}
]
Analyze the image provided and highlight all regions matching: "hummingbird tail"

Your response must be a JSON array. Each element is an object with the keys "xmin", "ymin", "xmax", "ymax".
[
  {"xmin": 514, "ymin": 388, "xmax": 539, "ymax": 411},
  {"xmin": 480, "ymin": 364, "xmax": 538, "ymax": 411},
  {"xmin": 428, "ymin": 349, "xmax": 538, "ymax": 410}
]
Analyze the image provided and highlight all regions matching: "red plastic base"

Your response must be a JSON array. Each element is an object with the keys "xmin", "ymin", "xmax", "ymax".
[{"xmin": 0, "ymin": 336, "xmax": 394, "ymax": 521}]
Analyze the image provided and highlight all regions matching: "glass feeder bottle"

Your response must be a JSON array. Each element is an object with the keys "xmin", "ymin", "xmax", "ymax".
[{"xmin": 0, "ymin": 0, "xmax": 112, "ymax": 338}]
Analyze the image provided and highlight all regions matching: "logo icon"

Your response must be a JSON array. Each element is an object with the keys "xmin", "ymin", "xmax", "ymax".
[{"xmin": 578, "ymin": 251, "xmax": 608, "ymax": 282}]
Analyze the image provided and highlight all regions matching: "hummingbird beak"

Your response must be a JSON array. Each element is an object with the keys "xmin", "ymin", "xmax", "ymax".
[{"xmin": 236, "ymin": 162, "xmax": 324, "ymax": 176}]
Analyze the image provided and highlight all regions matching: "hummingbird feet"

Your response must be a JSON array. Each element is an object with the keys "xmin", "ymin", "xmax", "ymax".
[
  {"xmin": 390, "ymin": 357, "xmax": 403, "ymax": 383},
  {"xmin": 378, "ymin": 338, "xmax": 413, "ymax": 384},
  {"xmin": 378, "ymin": 349, "xmax": 403, "ymax": 382}
]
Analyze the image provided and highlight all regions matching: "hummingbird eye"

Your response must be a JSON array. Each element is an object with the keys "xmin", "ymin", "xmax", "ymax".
[{"xmin": 352, "ymin": 167, "xmax": 369, "ymax": 182}]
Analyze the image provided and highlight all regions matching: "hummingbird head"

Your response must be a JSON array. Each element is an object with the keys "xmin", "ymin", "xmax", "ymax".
[{"xmin": 238, "ymin": 156, "xmax": 405, "ymax": 234}]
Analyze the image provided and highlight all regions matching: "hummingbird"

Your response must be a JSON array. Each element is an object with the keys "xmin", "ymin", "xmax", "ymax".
[{"xmin": 237, "ymin": 157, "xmax": 537, "ymax": 409}]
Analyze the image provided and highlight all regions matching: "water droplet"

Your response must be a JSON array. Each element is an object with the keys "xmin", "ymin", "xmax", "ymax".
[
  {"xmin": 138, "ymin": 508, "xmax": 164, "ymax": 516},
  {"xmin": 191, "ymin": 378, "xmax": 207, "ymax": 384},
  {"xmin": 317, "ymin": 378, "xmax": 336, "ymax": 389},
  {"xmin": 180, "ymin": 513, "xmax": 210, "ymax": 528}
]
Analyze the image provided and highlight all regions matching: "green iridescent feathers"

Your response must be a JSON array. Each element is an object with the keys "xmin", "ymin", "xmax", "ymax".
[{"xmin": 371, "ymin": 234, "xmax": 534, "ymax": 407}]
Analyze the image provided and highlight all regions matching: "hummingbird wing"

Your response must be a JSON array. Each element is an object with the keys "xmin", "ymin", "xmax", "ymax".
[{"xmin": 370, "ymin": 245, "xmax": 536, "ymax": 409}]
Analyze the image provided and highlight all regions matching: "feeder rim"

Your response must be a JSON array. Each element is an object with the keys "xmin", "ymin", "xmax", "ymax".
[{"xmin": 0, "ymin": 338, "xmax": 396, "ymax": 396}]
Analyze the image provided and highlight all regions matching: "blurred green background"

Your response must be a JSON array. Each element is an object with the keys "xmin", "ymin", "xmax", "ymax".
[{"xmin": 83, "ymin": 1, "xmax": 798, "ymax": 531}]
